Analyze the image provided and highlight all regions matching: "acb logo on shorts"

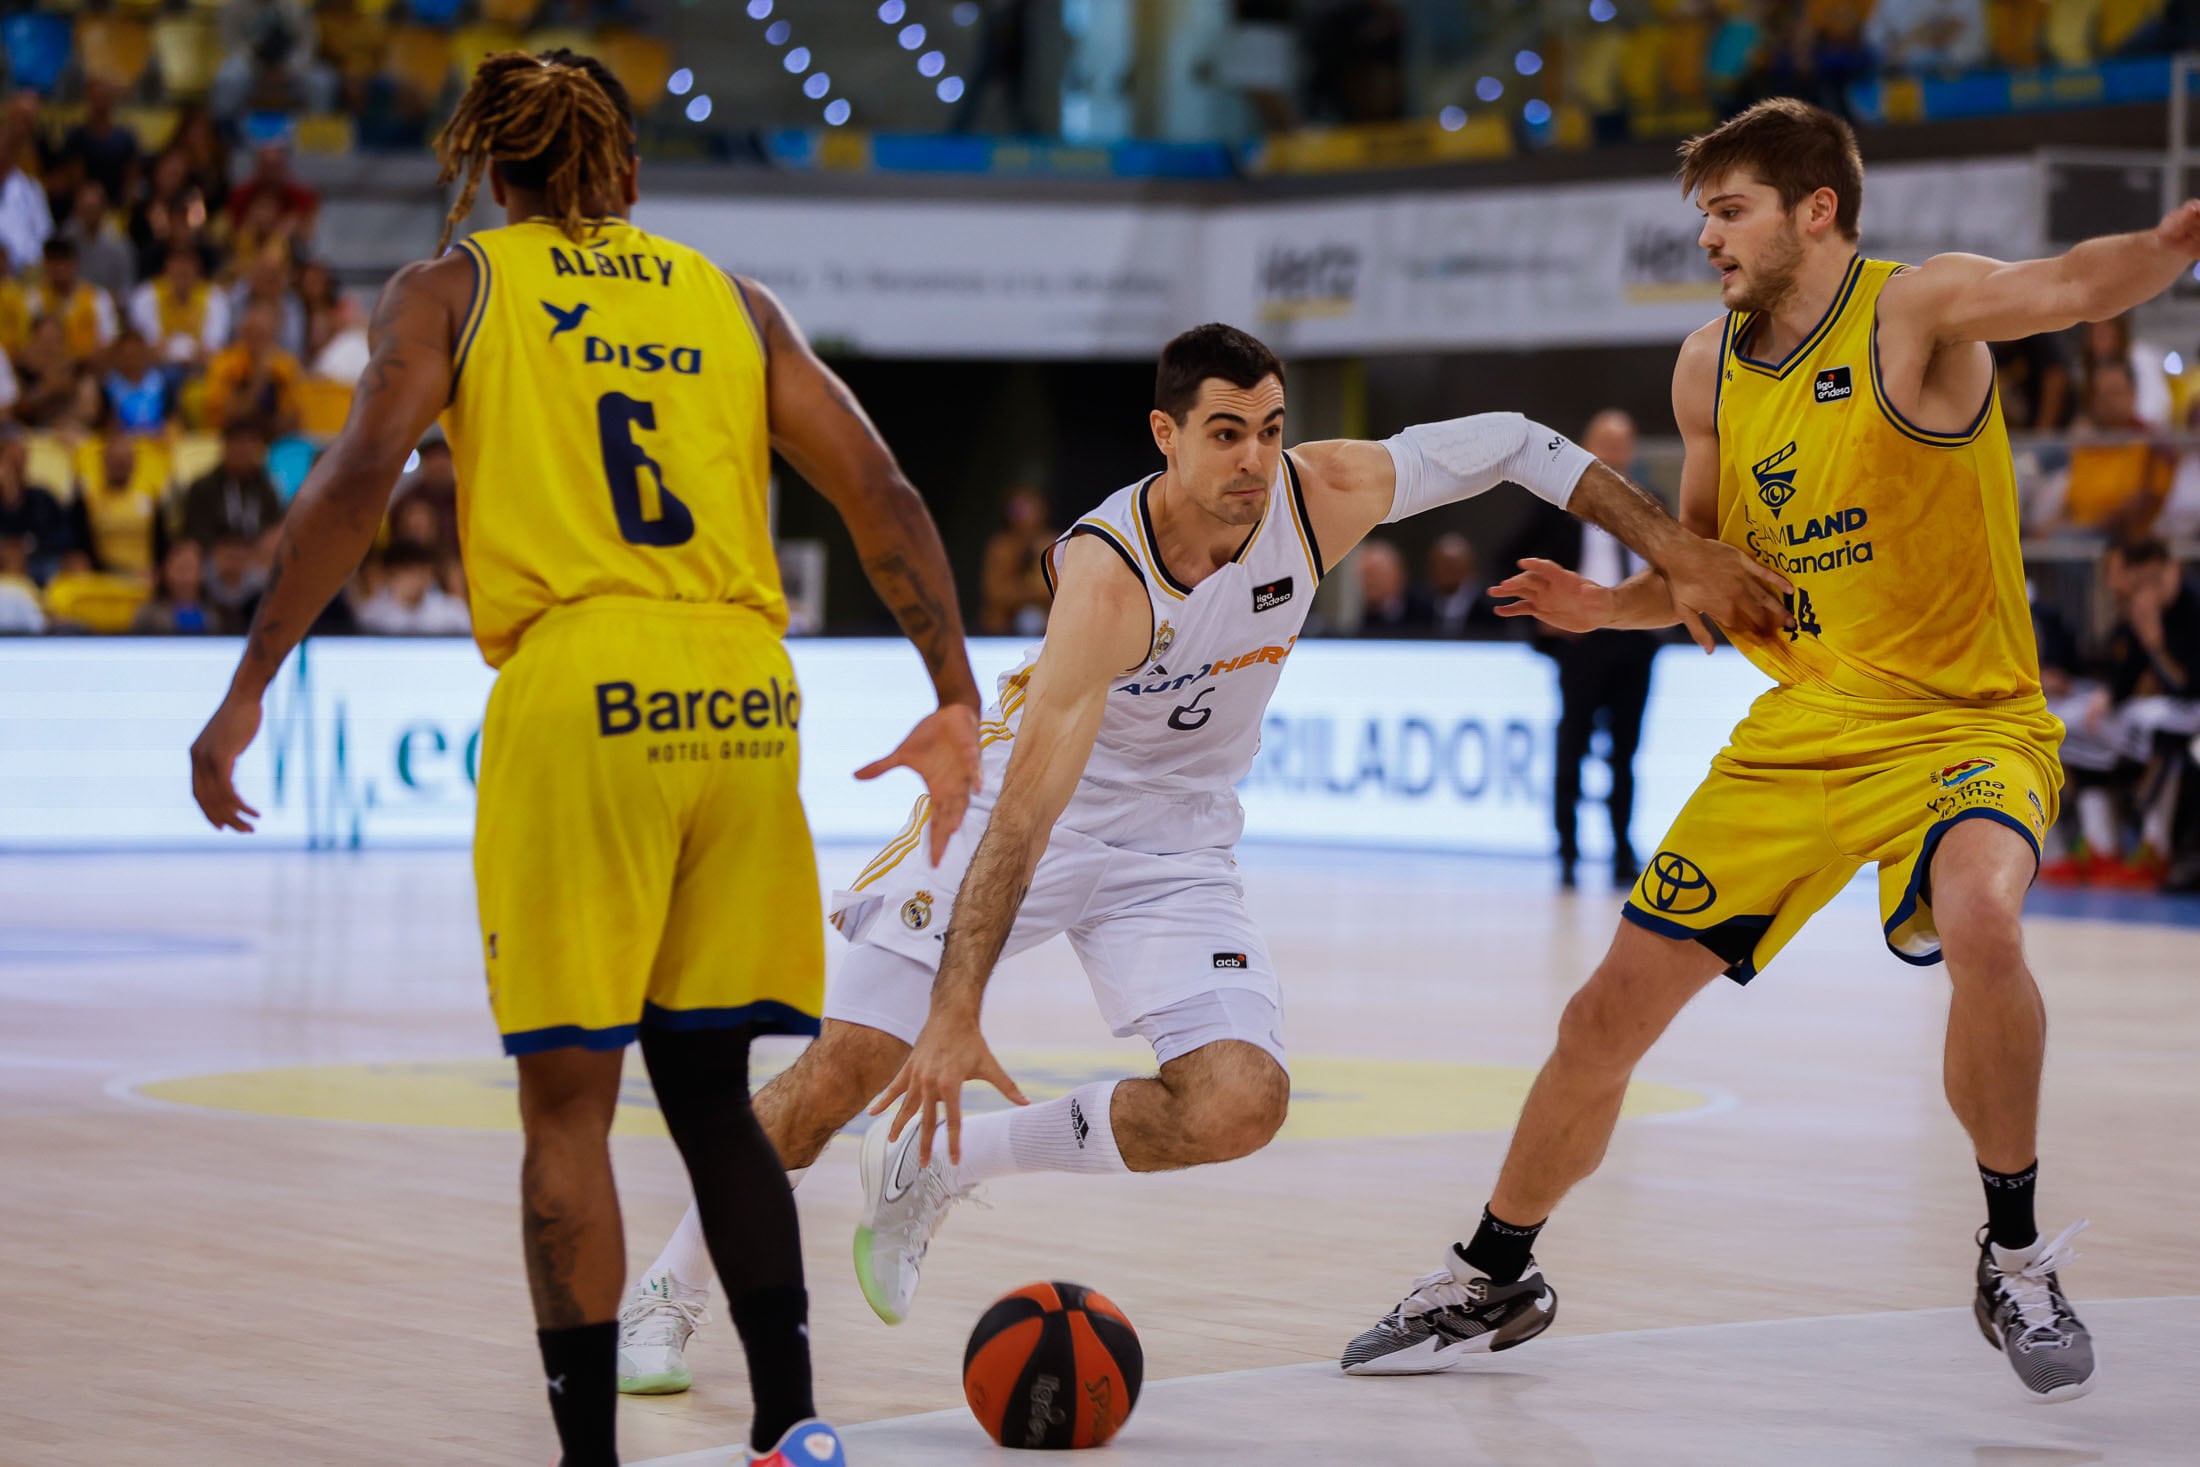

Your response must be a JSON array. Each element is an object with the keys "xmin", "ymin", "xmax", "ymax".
[
  {"xmin": 900, "ymin": 890, "xmax": 934, "ymax": 931},
  {"xmin": 1645, "ymin": 852, "xmax": 1717, "ymax": 915}
]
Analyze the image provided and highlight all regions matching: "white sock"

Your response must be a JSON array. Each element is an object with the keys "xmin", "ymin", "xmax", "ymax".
[
  {"xmin": 948, "ymin": 1080, "xmax": 1127, "ymax": 1186},
  {"xmin": 646, "ymin": 1166, "xmax": 807, "ymax": 1294},
  {"xmin": 2077, "ymin": 786, "xmax": 2118, "ymax": 856},
  {"xmin": 2140, "ymin": 763, "xmax": 2182, "ymax": 854}
]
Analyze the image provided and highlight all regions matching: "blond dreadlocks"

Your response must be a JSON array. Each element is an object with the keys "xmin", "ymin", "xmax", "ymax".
[{"xmin": 435, "ymin": 50, "xmax": 635, "ymax": 251}]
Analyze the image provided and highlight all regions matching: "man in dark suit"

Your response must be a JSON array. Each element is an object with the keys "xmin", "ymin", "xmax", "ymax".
[
  {"xmin": 1425, "ymin": 533, "xmax": 1505, "ymax": 639},
  {"xmin": 1506, "ymin": 410, "xmax": 1663, "ymax": 888}
]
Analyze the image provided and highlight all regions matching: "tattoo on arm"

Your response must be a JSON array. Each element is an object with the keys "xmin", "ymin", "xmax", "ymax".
[{"xmin": 862, "ymin": 547, "xmax": 951, "ymax": 676}]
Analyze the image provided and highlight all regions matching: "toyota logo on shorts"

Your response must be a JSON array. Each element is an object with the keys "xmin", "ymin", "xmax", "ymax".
[{"xmin": 1646, "ymin": 852, "xmax": 1717, "ymax": 915}]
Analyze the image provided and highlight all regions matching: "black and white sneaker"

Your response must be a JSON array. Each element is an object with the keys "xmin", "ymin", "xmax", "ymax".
[
  {"xmin": 1974, "ymin": 1219, "xmax": 2096, "ymax": 1403},
  {"xmin": 1340, "ymin": 1246, "xmax": 1557, "ymax": 1376}
]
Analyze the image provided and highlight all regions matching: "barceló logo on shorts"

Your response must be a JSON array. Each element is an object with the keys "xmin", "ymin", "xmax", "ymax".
[
  {"xmin": 1645, "ymin": 852, "xmax": 1716, "ymax": 915},
  {"xmin": 1213, "ymin": 952, "xmax": 1247, "ymax": 969}
]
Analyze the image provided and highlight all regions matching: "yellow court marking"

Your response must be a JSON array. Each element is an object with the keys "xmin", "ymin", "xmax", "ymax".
[{"xmin": 132, "ymin": 1051, "xmax": 1711, "ymax": 1141}]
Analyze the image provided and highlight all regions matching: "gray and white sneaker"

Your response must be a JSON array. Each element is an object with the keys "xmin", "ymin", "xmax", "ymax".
[
  {"xmin": 616, "ymin": 1268, "xmax": 709, "ymax": 1395},
  {"xmin": 1974, "ymin": 1219, "xmax": 2096, "ymax": 1403},
  {"xmin": 1341, "ymin": 1245, "xmax": 1557, "ymax": 1375},
  {"xmin": 852, "ymin": 1111, "xmax": 978, "ymax": 1325}
]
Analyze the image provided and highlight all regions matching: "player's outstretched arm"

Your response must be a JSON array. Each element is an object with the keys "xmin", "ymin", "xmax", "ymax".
[
  {"xmin": 1288, "ymin": 380, "xmax": 1787, "ymax": 639},
  {"xmin": 873, "ymin": 535, "xmax": 1151, "ymax": 1164},
  {"xmin": 188, "ymin": 254, "xmax": 468, "ymax": 832},
  {"xmin": 1888, "ymin": 200, "xmax": 2200, "ymax": 346},
  {"xmin": 738, "ymin": 275, "xmax": 984, "ymax": 855},
  {"xmin": 738, "ymin": 276, "xmax": 981, "ymax": 710}
]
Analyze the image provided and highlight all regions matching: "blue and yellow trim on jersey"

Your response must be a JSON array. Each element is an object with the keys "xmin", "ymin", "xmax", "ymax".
[
  {"xmin": 1868, "ymin": 319, "xmax": 1996, "ymax": 449},
  {"xmin": 1730, "ymin": 252, "xmax": 1865, "ymax": 379},
  {"xmin": 450, "ymin": 237, "xmax": 492, "ymax": 386}
]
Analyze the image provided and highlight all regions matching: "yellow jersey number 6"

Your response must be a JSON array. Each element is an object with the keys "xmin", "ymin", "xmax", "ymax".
[{"xmin": 597, "ymin": 391, "xmax": 694, "ymax": 547}]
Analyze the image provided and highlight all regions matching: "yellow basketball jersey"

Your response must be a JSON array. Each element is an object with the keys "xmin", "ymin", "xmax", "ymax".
[
  {"xmin": 1714, "ymin": 255, "xmax": 2041, "ymax": 702},
  {"xmin": 443, "ymin": 217, "xmax": 783, "ymax": 668}
]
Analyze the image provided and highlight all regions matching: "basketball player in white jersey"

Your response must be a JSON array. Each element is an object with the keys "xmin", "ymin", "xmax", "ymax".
[{"xmin": 615, "ymin": 323, "xmax": 1789, "ymax": 1391}]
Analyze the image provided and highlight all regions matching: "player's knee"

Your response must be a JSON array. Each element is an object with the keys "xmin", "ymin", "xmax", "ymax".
[
  {"xmin": 1554, "ymin": 980, "xmax": 1644, "ymax": 1076},
  {"xmin": 778, "ymin": 1023, "xmax": 905, "ymax": 1121},
  {"xmin": 1936, "ymin": 906, "xmax": 2028, "ymax": 984},
  {"xmin": 1176, "ymin": 1054, "xmax": 1289, "ymax": 1161}
]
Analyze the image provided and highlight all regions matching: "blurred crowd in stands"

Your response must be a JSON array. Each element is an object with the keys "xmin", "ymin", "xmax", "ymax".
[
  {"xmin": 0, "ymin": 81, "xmax": 480, "ymax": 636},
  {"xmin": 1296, "ymin": 0, "xmax": 2198, "ymax": 137}
]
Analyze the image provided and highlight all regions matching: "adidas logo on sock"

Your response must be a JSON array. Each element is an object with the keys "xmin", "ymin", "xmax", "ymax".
[{"xmin": 1069, "ymin": 1097, "xmax": 1090, "ymax": 1148}]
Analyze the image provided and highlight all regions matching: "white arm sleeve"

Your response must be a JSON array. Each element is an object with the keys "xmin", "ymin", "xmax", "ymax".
[{"xmin": 1380, "ymin": 412, "xmax": 1598, "ymax": 522}]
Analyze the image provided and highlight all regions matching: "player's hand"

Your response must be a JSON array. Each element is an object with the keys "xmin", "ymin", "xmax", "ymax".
[
  {"xmin": 189, "ymin": 692, "xmax": 263, "ymax": 833},
  {"xmin": 2157, "ymin": 199, "xmax": 2200, "ymax": 257},
  {"xmin": 856, "ymin": 703, "xmax": 982, "ymax": 865},
  {"xmin": 1663, "ymin": 538, "xmax": 1791, "ymax": 641},
  {"xmin": 872, "ymin": 1007, "xmax": 1028, "ymax": 1167},
  {"xmin": 1491, "ymin": 559, "xmax": 1615, "ymax": 633}
]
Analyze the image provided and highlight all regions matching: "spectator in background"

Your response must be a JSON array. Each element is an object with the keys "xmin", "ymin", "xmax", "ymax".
[
  {"xmin": 226, "ymin": 143, "xmax": 320, "ymax": 243},
  {"xmin": 2078, "ymin": 314, "xmax": 2173, "ymax": 429},
  {"xmin": 1505, "ymin": 408, "xmax": 1658, "ymax": 890},
  {"xmin": 2157, "ymin": 395, "xmax": 2200, "ymax": 542},
  {"xmin": 356, "ymin": 540, "xmax": 471, "ymax": 635},
  {"xmin": 2090, "ymin": 540, "xmax": 2200, "ymax": 886},
  {"xmin": 978, "ymin": 484, "xmax": 1056, "ymax": 635},
  {"xmin": 131, "ymin": 537, "xmax": 223, "ymax": 634},
  {"xmin": 1866, "ymin": 0, "xmax": 1988, "ymax": 73},
  {"xmin": 168, "ymin": 106, "xmax": 232, "ymax": 214},
  {"xmin": 390, "ymin": 433, "xmax": 457, "ymax": 548},
  {"xmin": 221, "ymin": 188, "xmax": 299, "ymax": 285},
  {"xmin": 2037, "ymin": 359, "xmax": 2173, "ymax": 535},
  {"xmin": 0, "ymin": 345, "xmax": 16, "ymax": 421},
  {"xmin": 32, "ymin": 239, "xmax": 119, "ymax": 364},
  {"xmin": 1778, "ymin": 0, "xmax": 1875, "ymax": 116},
  {"xmin": 387, "ymin": 487, "xmax": 463, "ymax": 601},
  {"xmin": 295, "ymin": 260, "xmax": 362, "ymax": 370},
  {"xmin": 1707, "ymin": 1, "xmax": 1772, "ymax": 116},
  {"xmin": 178, "ymin": 417, "xmax": 282, "ymax": 553},
  {"xmin": 0, "ymin": 425, "xmax": 72, "ymax": 585},
  {"xmin": 1305, "ymin": 0, "xmax": 1407, "ymax": 124},
  {"xmin": 1353, "ymin": 537, "xmax": 1424, "ymax": 634},
  {"xmin": 204, "ymin": 302, "xmax": 304, "ymax": 437},
  {"xmin": 54, "ymin": 80, "xmax": 140, "ymax": 209},
  {"xmin": 215, "ymin": 3, "xmax": 336, "ymax": 120},
  {"xmin": 60, "ymin": 181, "xmax": 136, "ymax": 304},
  {"xmin": 66, "ymin": 434, "xmax": 162, "ymax": 579},
  {"xmin": 1993, "ymin": 331, "xmax": 2075, "ymax": 430},
  {"xmin": 131, "ymin": 245, "xmax": 230, "ymax": 369},
  {"xmin": 228, "ymin": 253, "xmax": 307, "ymax": 359},
  {"xmin": 131, "ymin": 150, "xmax": 210, "ymax": 282},
  {"xmin": 201, "ymin": 527, "xmax": 267, "ymax": 623},
  {"xmin": 0, "ymin": 97, "xmax": 55, "ymax": 275},
  {"xmin": 1423, "ymin": 532, "xmax": 1503, "ymax": 639},
  {"xmin": 10, "ymin": 318, "xmax": 80, "ymax": 428},
  {"xmin": 102, "ymin": 331, "xmax": 176, "ymax": 438}
]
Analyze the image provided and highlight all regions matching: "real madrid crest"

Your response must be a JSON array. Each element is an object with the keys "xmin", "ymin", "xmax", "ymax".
[
  {"xmin": 900, "ymin": 890, "xmax": 934, "ymax": 931},
  {"xmin": 1151, "ymin": 620, "xmax": 1176, "ymax": 660}
]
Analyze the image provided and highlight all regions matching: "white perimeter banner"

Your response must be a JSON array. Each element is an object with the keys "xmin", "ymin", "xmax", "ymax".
[
  {"xmin": 0, "ymin": 638, "xmax": 1767, "ymax": 856},
  {"xmin": 634, "ymin": 158, "xmax": 2037, "ymax": 358}
]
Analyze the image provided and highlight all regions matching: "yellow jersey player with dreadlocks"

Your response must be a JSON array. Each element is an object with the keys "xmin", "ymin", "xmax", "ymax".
[{"xmin": 189, "ymin": 50, "xmax": 982, "ymax": 1467}]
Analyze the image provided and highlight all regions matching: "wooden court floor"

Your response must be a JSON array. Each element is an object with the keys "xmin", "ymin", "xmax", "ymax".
[{"xmin": 1, "ymin": 845, "xmax": 2195, "ymax": 1465}]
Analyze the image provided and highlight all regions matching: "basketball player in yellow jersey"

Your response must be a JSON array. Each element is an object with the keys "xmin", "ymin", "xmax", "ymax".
[
  {"xmin": 188, "ymin": 51, "xmax": 981, "ymax": 1467},
  {"xmin": 1349, "ymin": 97, "xmax": 2200, "ymax": 1401}
]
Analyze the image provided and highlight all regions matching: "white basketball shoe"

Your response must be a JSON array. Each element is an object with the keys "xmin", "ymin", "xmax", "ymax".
[
  {"xmin": 852, "ymin": 1111, "xmax": 978, "ymax": 1325},
  {"xmin": 616, "ymin": 1268, "xmax": 710, "ymax": 1395}
]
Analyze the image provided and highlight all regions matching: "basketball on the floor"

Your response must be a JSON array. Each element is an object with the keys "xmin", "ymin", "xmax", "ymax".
[{"xmin": 963, "ymin": 1281, "xmax": 1143, "ymax": 1449}]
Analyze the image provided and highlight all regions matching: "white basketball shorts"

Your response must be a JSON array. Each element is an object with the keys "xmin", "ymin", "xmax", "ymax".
[{"xmin": 825, "ymin": 795, "xmax": 1285, "ymax": 1068}]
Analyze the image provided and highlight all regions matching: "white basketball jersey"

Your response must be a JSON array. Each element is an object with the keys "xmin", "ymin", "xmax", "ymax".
[{"xmin": 981, "ymin": 453, "xmax": 1325, "ymax": 852}]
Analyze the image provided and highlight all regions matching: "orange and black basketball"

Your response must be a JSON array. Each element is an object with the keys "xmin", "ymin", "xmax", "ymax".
[{"xmin": 962, "ymin": 1281, "xmax": 1143, "ymax": 1449}]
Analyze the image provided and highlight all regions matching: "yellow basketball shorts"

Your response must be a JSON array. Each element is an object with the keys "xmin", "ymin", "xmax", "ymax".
[
  {"xmin": 1623, "ymin": 686, "xmax": 2064, "ymax": 981},
  {"xmin": 473, "ymin": 599, "xmax": 824, "ymax": 1055}
]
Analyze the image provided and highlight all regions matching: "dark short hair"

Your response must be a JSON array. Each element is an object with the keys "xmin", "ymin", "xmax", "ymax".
[
  {"xmin": 42, "ymin": 236, "xmax": 76, "ymax": 261},
  {"xmin": 381, "ymin": 540, "xmax": 440, "ymax": 572},
  {"xmin": 1155, "ymin": 323, "xmax": 1285, "ymax": 425},
  {"xmin": 222, "ymin": 415, "xmax": 269, "ymax": 442},
  {"xmin": 1678, "ymin": 97, "xmax": 1864, "ymax": 241},
  {"xmin": 2114, "ymin": 537, "xmax": 2172, "ymax": 569}
]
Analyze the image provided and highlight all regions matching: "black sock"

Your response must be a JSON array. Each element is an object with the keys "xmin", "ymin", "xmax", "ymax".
[
  {"xmin": 536, "ymin": 1321, "xmax": 617, "ymax": 1467},
  {"xmin": 1980, "ymin": 1159, "xmax": 2039, "ymax": 1250},
  {"xmin": 640, "ymin": 1024, "xmax": 816, "ymax": 1452},
  {"xmin": 730, "ymin": 1285, "xmax": 816, "ymax": 1451},
  {"xmin": 1459, "ymin": 1206, "xmax": 1545, "ymax": 1285}
]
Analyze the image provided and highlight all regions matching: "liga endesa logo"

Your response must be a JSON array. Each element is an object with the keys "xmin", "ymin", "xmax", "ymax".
[{"xmin": 1937, "ymin": 758, "xmax": 1998, "ymax": 789}]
